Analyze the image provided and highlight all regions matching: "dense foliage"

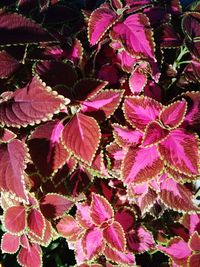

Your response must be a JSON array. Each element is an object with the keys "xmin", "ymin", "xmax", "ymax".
[{"xmin": 0, "ymin": 0, "xmax": 200, "ymax": 266}]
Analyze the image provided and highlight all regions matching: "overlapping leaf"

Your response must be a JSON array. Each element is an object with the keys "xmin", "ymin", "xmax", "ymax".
[
  {"xmin": 0, "ymin": 139, "xmax": 27, "ymax": 200},
  {"xmin": 62, "ymin": 113, "xmax": 101, "ymax": 165},
  {"xmin": 88, "ymin": 7, "xmax": 117, "ymax": 45},
  {"xmin": 110, "ymin": 13, "xmax": 156, "ymax": 61},
  {"xmin": 0, "ymin": 9, "xmax": 55, "ymax": 46},
  {"xmin": 0, "ymin": 76, "xmax": 67, "ymax": 127}
]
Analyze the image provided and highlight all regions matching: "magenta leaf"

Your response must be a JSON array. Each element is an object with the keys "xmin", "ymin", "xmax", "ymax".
[
  {"xmin": 113, "ymin": 124, "xmax": 143, "ymax": 147},
  {"xmin": 158, "ymin": 237, "xmax": 191, "ymax": 264},
  {"xmin": 0, "ymin": 76, "xmax": 67, "ymax": 127},
  {"xmin": 103, "ymin": 221, "xmax": 126, "ymax": 252},
  {"xmin": 90, "ymin": 193, "xmax": 114, "ymax": 226},
  {"xmin": 123, "ymin": 96, "xmax": 162, "ymax": 131},
  {"xmin": 104, "ymin": 245, "xmax": 136, "ymax": 265},
  {"xmin": 88, "ymin": 7, "xmax": 117, "ymax": 45},
  {"xmin": 0, "ymin": 128, "xmax": 16, "ymax": 143},
  {"xmin": 81, "ymin": 90, "xmax": 124, "ymax": 120},
  {"xmin": 82, "ymin": 227, "xmax": 104, "ymax": 260},
  {"xmin": 122, "ymin": 146, "xmax": 163, "ymax": 184},
  {"xmin": 0, "ymin": 139, "xmax": 28, "ymax": 200},
  {"xmin": 116, "ymin": 49, "xmax": 137, "ymax": 73},
  {"xmin": 1, "ymin": 233, "xmax": 20, "ymax": 254},
  {"xmin": 159, "ymin": 100, "xmax": 187, "ymax": 129},
  {"xmin": 110, "ymin": 13, "xmax": 156, "ymax": 61},
  {"xmin": 17, "ymin": 243, "xmax": 42, "ymax": 267},
  {"xmin": 142, "ymin": 121, "xmax": 169, "ymax": 147},
  {"xmin": 62, "ymin": 113, "xmax": 101, "ymax": 165},
  {"xmin": 0, "ymin": 51, "xmax": 20, "ymax": 78},
  {"xmin": 158, "ymin": 129, "xmax": 199, "ymax": 175},
  {"xmin": 40, "ymin": 193, "xmax": 74, "ymax": 219},
  {"xmin": 160, "ymin": 176, "xmax": 198, "ymax": 212},
  {"xmin": 0, "ymin": 9, "xmax": 55, "ymax": 46},
  {"xmin": 129, "ymin": 67, "xmax": 147, "ymax": 94},
  {"xmin": 27, "ymin": 208, "xmax": 45, "ymax": 239},
  {"xmin": 127, "ymin": 226, "xmax": 155, "ymax": 253},
  {"xmin": 4, "ymin": 206, "xmax": 26, "ymax": 234}
]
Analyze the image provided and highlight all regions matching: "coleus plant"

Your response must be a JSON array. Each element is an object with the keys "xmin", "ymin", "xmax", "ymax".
[{"xmin": 0, "ymin": 0, "xmax": 200, "ymax": 266}]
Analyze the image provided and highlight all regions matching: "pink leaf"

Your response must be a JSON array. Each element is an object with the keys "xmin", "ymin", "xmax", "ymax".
[
  {"xmin": 103, "ymin": 221, "xmax": 126, "ymax": 252},
  {"xmin": 114, "ymin": 207, "xmax": 135, "ymax": 232},
  {"xmin": 104, "ymin": 245, "xmax": 136, "ymax": 265},
  {"xmin": 0, "ymin": 51, "xmax": 20, "ymax": 78},
  {"xmin": 113, "ymin": 124, "xmax": 143, "ymax": 147},
  {"xmin": 129, "ymin": 67, "xmax": 147, "ymax": 94},
  {"xmin": 81, "ymin": 90, "xmax": 124, "ymax": 120},
  {"xmin": 123, "ymin": 96, "xmax": 162, "ymax": 131},
  {"xmin": 88, "ymin": 7, "xmax": 117, "ymax": 45},
  {"xmin": 62, "ymin": 113, "xmax": 101, "ymax": 165},
  {"xmin": 158, "ymin": 129, "xmax": 199, "ymax": 175},
  {"xmin": 127, "ymin": 226, "xmax": 155, "ymax": 253},
  {"xmin": 0, "ymin": 76, "xmax": 67, "ymax": 127},
  {"xmin": 129, "ymin": 184, "xmax": 157, "ymax": 214},
  {"xmin": 27, "ymin": 209, "xmax": 45, "ymax": 239},
  {"xmin": 142, "ymin": 121, "xmax": 169, "ymax": 147},
  {"xmin": 116, "ymin": 49, "xmax": 137, "ymax": 73},
  {"xmin": 56, "ymin": 215, "xmax": 81, "ymax": 240},
  {"xmin": 110, "ymin": 13, "xmax": 155, "ymax": 60},
  {"xmin": 122, "ymin": 146, "xmax": 163, "ymax": 184},
  {"xmin": 76, "ymin": 203, "xmax": 93, "ymax": 229},
  {"xmin": 0, "ymin": 139, "xmax": 28, "ymax": 200},
  {"xmin": 1, "ymin": 233, "xmax": 20, "ymax": 253},
  {"xmin": 189, "ymin": 232, "xmax": 200, "ymax": 252},
  {"xmin": 40, "ymin": 193, "xmax": 74, "ymax": 219},
  {"xmin": 75, "ymin": 239, "xmax": 87, "ymax": 264},
  {"xmin": 4, "ymin": 205, "xmax": 26, "ymax": 234},
  {"xmin": 82, "ymin": 227, "xmax": 104, "ymax": 260},
  {"xmin": 160, "ymin": 177, "xmax": 198, "ymax": 212},
  {"xmin": 160, "ymin": 100, "xmax": 187, "ymax": 129},
  {"xmin": 0, "ymin": 128, "xmax": 16, "ymax": 143},
  {"xmin": 182, "ymin": 214, "xmax": 200, "ymax": 235},
  {"xmin": 17, "ymin": 244, "xmax": 42, "ymax": 267},
  {"xmin": 0, "ymin": 9, "xmax": 55, "ymax": 46},
  {"xmin": 158, "ymin": 237, "xmax": 191, "ymax": 263},
  {"xmin": 90, "ymin": 193, "xmax": 114, "ymax": 226}
]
